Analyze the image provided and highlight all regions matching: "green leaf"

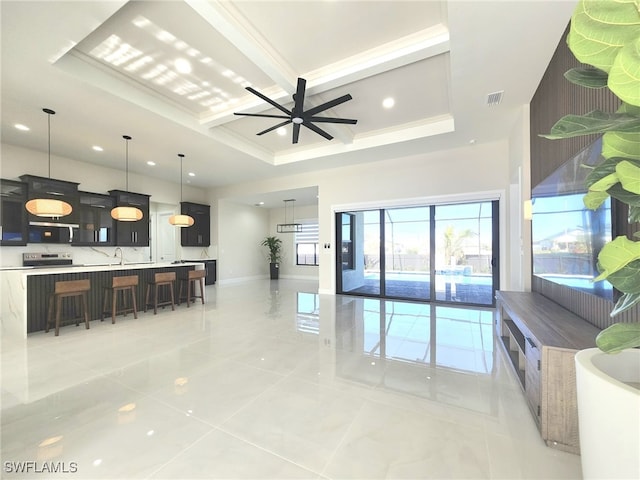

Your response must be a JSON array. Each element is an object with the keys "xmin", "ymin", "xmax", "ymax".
[
  {"xmin": 603, "ymin": 259, "xmax": 640, "ymax": 294},
  {"xmin": 542, "ymin": 111, "xmax": 640, "ymax": 139},
  {"xmin": 584, "ymin": 189, "xmax": 610, "ymax": 209},
  {"xmin": 585, "ymin": 157, "xmax": 627, "ymax": 188},
  {"xmin": 596, "ymin": 322, "xmax": 640, "ymax": 353},
  {"xmin": 609, "ymin": 182, "xmax": 640, "ymax": 206},
  {"xmin": 594, "ymin": 236, "xmax": 640, "ymax": 281},
  {"xmin": 568, "ymin": 0, "xmax": 640, "ymax": 74},
  {"xmin": 629, "ymin": 205, "xmax": 640, "ymax": 223},
  {"xmin": 609, "ymin": 37, "xmax": 640, "ymax": 106},
  {"xmin": 564, "ymin": 67, "xmax": 609, "ymax": 88},
  {"xmin": 589, "ymin": 171, "xmax": 620, "ymax": 191},
  {"xmin": 617, "ymin": 160, "xmax": 640, "ymax": 194},
  {"xmin": 602, "ymin": 130, "xmax": 640, "ymax": 160},
  {"xmin": 602, "ymin": 105, "xmax": 640, "ymax": 160}
]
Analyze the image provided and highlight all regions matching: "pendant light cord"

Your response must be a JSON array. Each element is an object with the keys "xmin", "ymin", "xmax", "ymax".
[
  {"xmin": 42, "ymin": 108, "xmax": 56, "ymax": 179},
  {"xmin": 178, "ymin": 154, "xmax": 185, "ymax": 202},
  {"xmin": 123, "ymin": 135, "xmax": 132, "ymax": 192},
  {"xmin": 47, "ymin": 112, "xmax": 51, "ymax": 178}
]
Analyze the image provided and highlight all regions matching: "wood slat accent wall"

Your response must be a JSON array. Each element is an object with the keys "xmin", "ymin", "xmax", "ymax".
[
  {"xmin": 532, "ymin": 276, "xmax": 640, "ymax": 330},
  {"xmin": 530, "ymin": 23, "xmax": 639, "ymax": 329},
  {"xmin": 27, "ymin": 265, "xmax": 195, "ymax": 333},
  {"xmin": 530, "ymin": 24, "xmax": 619, "ymax": 188}
]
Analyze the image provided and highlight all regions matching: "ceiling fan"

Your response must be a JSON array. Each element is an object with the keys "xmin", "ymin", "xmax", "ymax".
[{"xmin": 234, "ymin": 77, "xmax": 357, "ymax": 144}]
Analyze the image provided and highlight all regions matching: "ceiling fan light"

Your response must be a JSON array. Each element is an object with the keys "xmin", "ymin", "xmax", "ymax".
[
  {"xmin": 111, "ymin": 206, "xmax": 143, "ymax": 222},
  {"xmin": 169, "ymin": 214, "xmax": 194, "ymax": 227},
  {"xmin": 25, "ymin": 198, "xmax": 73, "ymax": 217}
]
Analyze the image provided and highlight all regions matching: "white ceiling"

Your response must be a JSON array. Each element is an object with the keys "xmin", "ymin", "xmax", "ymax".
[{"xmin": 0, "ymin": 0, "xmax": 576, "ymax": 208}]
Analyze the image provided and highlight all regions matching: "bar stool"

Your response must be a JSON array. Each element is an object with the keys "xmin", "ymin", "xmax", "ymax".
[
  {"xmin": 46, "ymin": 279, "xmax": 91, "ymax": 336},
  {"xmin": 144, "ymin": 271, "xmax": 176, "ymax": 314},
  {"xmin": 178, "ymin": 269, "xmax": 206, "ymax": 307},
  {"xmin": 102, "ymin": 275, "xmax": 138, "ymax": 324}
]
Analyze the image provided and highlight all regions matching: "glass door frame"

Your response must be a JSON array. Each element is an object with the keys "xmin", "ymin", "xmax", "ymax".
[{"xmin": 336, "ymin": 200, "xmax": 500, "ymax": 307}]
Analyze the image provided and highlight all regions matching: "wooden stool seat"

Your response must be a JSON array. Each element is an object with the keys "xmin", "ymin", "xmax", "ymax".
[
  {"xmin": 102, "ymin": 275, "xmax": 138, "ymax": 324},
  {"xmin": 46, "ymin": 279, "xmax": 91, "ymax": 336},
  {"xmin": 144, "ymin": 272, "xmax": 176, "ymax": 314},
  {"xmin": 178, "ymin": 269, "xmax": 206, "ymax": 307}
]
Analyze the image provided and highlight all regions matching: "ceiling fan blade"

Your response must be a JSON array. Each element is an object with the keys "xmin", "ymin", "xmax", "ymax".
[
  {"xmin": 307, "ymin": 116, "xmax": 358, "ymax": 124},
  {"xmin": 245, "ymin": 86, "xmax": 291, "ymax": 116},
  {"xmin": 292, "ymin": 123, "xmax": 301, "ymax": 144},
  {"xmin": 257, "ymin": 120, "xmax": 292, "ymax": 136},
  {"xmin": 303, "ymin": 121, "xmax": 333, "ymax": 141},
  {"xmin": 234, "ymin": 112, "xmax": 290, "ymax": 120},
  {"xmin": 292, "ymin": 77, "xmax": 306, "ymax": 117},
  {"xmin": 304, "ymin": 94, "xmax": 353, "ymax": 117}
]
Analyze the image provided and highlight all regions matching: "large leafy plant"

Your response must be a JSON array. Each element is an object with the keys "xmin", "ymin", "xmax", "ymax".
[
  {"xmin": 261, "ymin": 236, "xmax": 283, "ymax": 264},
  {"xmin": 543, "ymin": 0, "xmax": 640, "ymax": 353}
]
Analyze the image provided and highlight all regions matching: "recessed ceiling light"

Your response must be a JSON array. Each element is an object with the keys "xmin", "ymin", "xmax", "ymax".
[
  {"xmin": 92, "ymin": 145, "xmax": 103, "ymax": 152},
  {"xmin": 174, "ymin": 58, "xmax": 191, "ymax": 74},
  {"xmin": 382, "ymin": 97, "xmax": 395, "ymax": 109},
  {"xmin": 14, "ymin": 124, "xmax": 30, "ymax": 131},
  {"xmin": 277, "ymin": 127, "xmax": 287, "ymax": 136},
  {"xmin": 147, "ymin": 161, "xmax": 156, "ymax": 166},
  {"xmin": 188, "ymin": 172, "xmax": 195, "ymax": 177}
]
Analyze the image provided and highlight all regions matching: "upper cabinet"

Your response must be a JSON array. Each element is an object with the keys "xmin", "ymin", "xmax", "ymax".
[
  {"xmin": 180, "ymin": 202, "xmax": 210, "ymax": 247},
  {"xmin": 109, "ymin": 190, "xmax": 150, "ymax": 246},
  {"xmin": 19, "ymin": 175, "xmax": 80, "ymax": 223},
  {"xmin": 0, "ymin": 179, "xmax": 28, "ymax": 246},
  {"xmin": 74, "ymin": 191, "xmax": 115, "ymax": 246}
]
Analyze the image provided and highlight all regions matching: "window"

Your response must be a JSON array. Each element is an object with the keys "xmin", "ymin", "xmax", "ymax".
[{"xmin": 295, "ymin": 221, "xmax": 319, "ymax": 265}]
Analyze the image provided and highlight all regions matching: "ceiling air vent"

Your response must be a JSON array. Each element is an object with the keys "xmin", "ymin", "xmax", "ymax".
[{"xmin": 486, "ymin": 91, "xmax": 504, "ymax": 106}]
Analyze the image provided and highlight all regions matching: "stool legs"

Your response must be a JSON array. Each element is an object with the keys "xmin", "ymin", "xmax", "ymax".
[
  {"xmin": 179, "ymin": 276, "xmax": 205, "ymax": 307},
  {"xmin": 102, "ymin": 285, "xmax": 138, "ymax": 323},
  {"xmin": 145, "ymin": 281, "xmax": 175, "ymax": 314},
  {"xmin": 47, "ymin": 290, "xmax": 90, "ymax": 337}
]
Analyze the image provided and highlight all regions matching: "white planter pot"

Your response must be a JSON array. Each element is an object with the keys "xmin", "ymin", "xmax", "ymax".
[{"xmin": 575, "ymin": 348, "xmax": 640, "ymax": 480}]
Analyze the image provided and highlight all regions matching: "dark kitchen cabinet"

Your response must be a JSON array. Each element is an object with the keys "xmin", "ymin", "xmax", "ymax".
[
  {"xmin": 108, "ymin": 190, "xmax": 150, "ymax": 246},
  {"xmin": 19, "ymin": 175, "xmax": 80, "ymax": 223},
  {"xmin": 0, "ymin": 179, "xmax": 28, "ymax": 246},
  {"xmin": 73, "ymin": 191, "xmax": 115, "ymax": 246},
  {"xmin": 180, "ymin": 202, "xmax": 210, "ymax": 246}
]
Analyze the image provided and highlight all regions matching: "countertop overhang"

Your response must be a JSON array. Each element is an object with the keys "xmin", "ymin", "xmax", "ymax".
[{"xmin": 0, "ymin": 261, "xmax": 205, "ymax": 275}]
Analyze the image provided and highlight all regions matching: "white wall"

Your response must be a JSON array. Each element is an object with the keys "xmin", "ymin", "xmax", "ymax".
[
  {"xmin": 212, "ymin": 139, "xmax": 512, "ymax": 293},
  {"xmin": 508, "ymin": 106, "xmax": 532, "ymax": 292},
  {"xmin": 216, "ymin": 199, "xmax": 269, "ymax": 282}
]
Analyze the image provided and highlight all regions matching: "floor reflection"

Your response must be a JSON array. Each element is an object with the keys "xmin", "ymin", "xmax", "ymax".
[
  {"xmin": 1, "ymin": 280, "xmax": 581, "ymax": 479},
  {"xmin": 328, "ymin": 295, "xmax": 499, "ymax": 415}
]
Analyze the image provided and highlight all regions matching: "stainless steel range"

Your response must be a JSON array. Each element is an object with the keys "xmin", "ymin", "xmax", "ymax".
[{"xmin": 23, "ymin": 252, "xmax": 73, "ymax": 267}]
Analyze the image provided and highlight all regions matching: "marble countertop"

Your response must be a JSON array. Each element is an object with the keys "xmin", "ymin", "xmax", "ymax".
[{"xmin": 0, "ymin": 261, "xmax": 204, "ymax": 275}]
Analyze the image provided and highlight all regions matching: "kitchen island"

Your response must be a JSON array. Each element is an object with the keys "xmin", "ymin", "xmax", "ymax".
[{"xmin": 1, "ymin": 262, "xmax": 205, "ymax": 338}]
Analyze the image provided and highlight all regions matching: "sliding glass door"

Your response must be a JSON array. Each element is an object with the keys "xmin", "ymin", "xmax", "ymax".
[
  {"xmin": 336, "ymin": 200, "xmax": 499, "ymax": 306},
  {"xmin": 384, "ymin": 207, "xmax": 431, "ymax": 301}
]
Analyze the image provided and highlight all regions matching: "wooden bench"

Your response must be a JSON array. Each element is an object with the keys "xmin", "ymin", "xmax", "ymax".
[{"xmin": 495, "ymin": 291, "xmax": 600, "ymax": 454}]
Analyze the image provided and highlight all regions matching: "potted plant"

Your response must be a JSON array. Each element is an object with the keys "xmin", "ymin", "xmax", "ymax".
[
  {"xmin": 261, "ymin": 236, "xmax": 282, "ymax": 279},
  {"xmin": 543, "ymin": 1, "xmax": 639, "ymax": 477}
]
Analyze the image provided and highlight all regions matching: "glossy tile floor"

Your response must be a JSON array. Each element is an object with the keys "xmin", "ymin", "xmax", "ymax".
[{"xmin": 1, "ymin": 279, "xmax": 582, "ymax": 479}]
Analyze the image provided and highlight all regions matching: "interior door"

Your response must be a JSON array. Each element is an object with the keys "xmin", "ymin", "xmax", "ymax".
[{"xmin": 156, "ymin": 211, "xmax": 176, "ymax": 263}]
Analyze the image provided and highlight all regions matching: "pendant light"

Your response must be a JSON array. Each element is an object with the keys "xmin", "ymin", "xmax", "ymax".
[
  {"xmin": 110, "ymin": 135, "xmax": 143, "ymax": 222},
  {"xmin": 277, "ymin": 199, "xmax": 302, "ymax": 233},
  {"xmin": 169, "ymin": 153, "xmax": 195, "ymax": 227},
  {"xmin": 24, "ymin": 108, "xmax": 73, "ymax": 217}
]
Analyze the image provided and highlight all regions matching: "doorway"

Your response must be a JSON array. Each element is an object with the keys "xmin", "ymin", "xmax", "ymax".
[{"xmin": 336, "ymin": 200, "xmax": 499, "ymax": 306}]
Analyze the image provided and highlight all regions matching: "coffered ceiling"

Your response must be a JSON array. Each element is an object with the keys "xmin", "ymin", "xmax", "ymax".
[{"xmin": 0, "ymin": 1, "xmax": 576, "ymax": 206}]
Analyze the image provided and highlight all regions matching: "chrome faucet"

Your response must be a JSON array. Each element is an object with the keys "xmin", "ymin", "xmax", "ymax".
[{"xmin": 114, "ymin": 247, "xmax": 124, "ymax": 266}]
